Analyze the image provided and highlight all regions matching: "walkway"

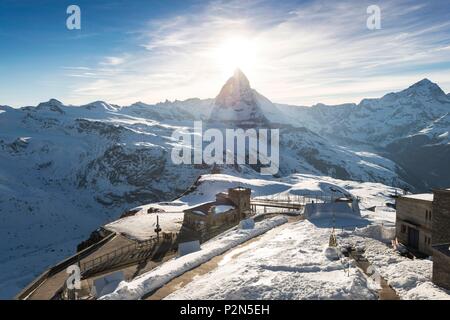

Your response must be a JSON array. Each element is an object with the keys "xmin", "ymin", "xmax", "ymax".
[
  {"xmin": 144, "ymin": 215, "xmax": 303, "ymax": 300},
  {"xmin": 26, "ymin": 234, "xmax": 134, "ymax": 300},
  {"xmin": 348, "ymin": 249, "xmax": 400, "ymax": 300}
]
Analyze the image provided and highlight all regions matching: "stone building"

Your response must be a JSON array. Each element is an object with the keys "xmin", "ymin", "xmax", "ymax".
[
  {"xmin": 183, "ymin": 187, "xmax": 252, "ymax": 237},
  {"xmin": 431, "ymin": 189, "xmax": 450, "ymax": 290},
  {"xmin": 431, "ymin": 189, "xmax": 450, "ymax": 244},
  {"xmin": 395, "ymin": 193, "xmax": 434, "ymax": 256},
  {"xmin": 432, "ymin": 244, "xmax": 450, "ymax": 290}
]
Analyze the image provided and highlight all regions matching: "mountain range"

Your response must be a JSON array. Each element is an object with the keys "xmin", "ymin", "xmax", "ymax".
[{"xmin": 0, "ymin": 70, "xmax": 449, "ymax": 298}]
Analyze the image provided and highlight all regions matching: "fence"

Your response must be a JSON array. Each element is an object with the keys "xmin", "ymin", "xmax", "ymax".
[{"xmin": 15, "ymin": 230, "xmax": 115, "ymax": 300}]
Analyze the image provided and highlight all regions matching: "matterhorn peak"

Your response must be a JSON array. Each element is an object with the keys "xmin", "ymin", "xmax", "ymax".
[
  {"xmin": 215, "ymin": 68, "xmax": 252, "ymax": 106},
  {"xmin": 232, "ymin": 68, "xmax": 250, "ymax": 83},
  {"xmin": 210, "ymin": 69, "xmax": 269, "ymax": 127}
]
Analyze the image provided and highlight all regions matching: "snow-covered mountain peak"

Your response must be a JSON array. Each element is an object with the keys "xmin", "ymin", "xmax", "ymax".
[
  {"xmin": 400, "ymin": 78, "xmax": 448, "ymax": 100},
  {"xmin": 38, "ymin": 98, "xmax": 63, "ymax": 107},
  {"xmin": 35, "ymin": 99, "xmax": 65, "ymax": 114},
  {"xmin": 215, "ymin": 68, "xmax": 253, "ymax": 107},
  {"xmin": 82, "ymin": 101, "xmax": 120, "ymax": 112},
  {"xmin": 209, "ymin": 69, "xmax": 269, "ymax": 126},
  {"xmin": 359, "ymin": 78, "xmax": 449, "ymax": 109}
]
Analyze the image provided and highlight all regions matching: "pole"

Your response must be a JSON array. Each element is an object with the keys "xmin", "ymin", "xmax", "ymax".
[{"xmin": 154, "ymin": 215, "xmax": 162, "ymax": 241}]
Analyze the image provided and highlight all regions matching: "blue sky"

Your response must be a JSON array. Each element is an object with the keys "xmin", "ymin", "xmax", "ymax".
[{"xmin": 1, "ymin": 0, "xmax": 450, "ymax": 107}]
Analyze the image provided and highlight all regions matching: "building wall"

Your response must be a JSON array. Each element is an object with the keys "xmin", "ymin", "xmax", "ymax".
[
  {"xmin": 184, "ymin": 208, "xmax": 240, "ymax": 235},
  {"xmin": 184, "ymin": 188, "xmax": 252, "ymax": 239},
  {"xmin": 228, "ymin": 188, "xmax": 251, "ymax": 218},
  {"xmin": 183, "ymin": 212, "xmax": 208, "ymax": 232},
  {"xmin": 432, "ymin": 190, "xmax": 450, "ymax": 245},
  {"xmin": 396, "ymin": 197, "xmax": 433, "ymax": 255},
  {"xmin": 432, "ymin": 249, "xmax": 450, "ymax": 290}
]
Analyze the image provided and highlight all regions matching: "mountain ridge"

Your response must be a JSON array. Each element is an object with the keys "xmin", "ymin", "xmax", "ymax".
[{"xmin": 1, "ymin": 72, "xmax": 449, "ymax": 298}]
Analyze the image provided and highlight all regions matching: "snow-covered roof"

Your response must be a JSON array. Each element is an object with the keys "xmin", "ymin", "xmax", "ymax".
[
  {"xmin": 214, "ymin": 205, "xmax": 235, "ymax": 215},
  {"xmin": 186, "ymin": 200, "xmax": 235, "ymax": 216},
  {"xmin": 105, "ymin": 212, "xmax": 184, "ymax": 241},
  {"xmin": 402, "ymin": 193, "xmax": 433, "ymax": 202}
]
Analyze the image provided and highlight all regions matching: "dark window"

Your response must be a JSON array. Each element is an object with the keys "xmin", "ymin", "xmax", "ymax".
[
  {"xmin": 425, "ymin": 210, "xmax": 433, "ymax": 221},
  {"xmin": 401, "ymin": 225, "xmax": 406, "ymax": 233}
]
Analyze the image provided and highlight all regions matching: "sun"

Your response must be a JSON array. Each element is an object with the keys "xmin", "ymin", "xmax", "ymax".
[{"xmin": 215, "ymin": 36, "xmax": 258, "ymax": 78}]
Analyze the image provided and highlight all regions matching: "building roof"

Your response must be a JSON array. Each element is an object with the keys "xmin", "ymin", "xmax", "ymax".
[
  {"xmin": 232, "ymin": 186, "xmax": 250, "ymax": 191},
  {"xmin": 186, "ymin": 198, "xmax": 235, "ymax": 216},
  {"xmin": 401, "ymin": 193, "xmax": 433, "ymax": 202},
  {"xmin": 105, "ymin": 212, "xmax": 184, "ymax": 241},
  {"xmin": 433, "ymin": 243, "xmax": 450, "ymax": 257},
  {"xmin": 433, "ymin": 188, "xmax": 450, "ymax": 194}
]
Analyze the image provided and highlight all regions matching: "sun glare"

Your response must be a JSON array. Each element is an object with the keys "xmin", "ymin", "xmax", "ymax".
[{"xmin": 215, "ymin": 37, "xmax": 258, "ymax": 78}]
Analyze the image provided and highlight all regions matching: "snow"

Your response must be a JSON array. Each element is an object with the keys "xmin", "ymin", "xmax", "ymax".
[
  {"xmin": 404, "ymin": 282, "xmax": 450, "ymax": 300},
  {"xmin": 438, "ymin": 131, "xmax": 448, "ymax": 139},
  {"xmin": 340, "ymin": 235, "xmax": 450, "ymax": 300},
  {"xmin": 100, "ymin": 216, "xmax": 288, "ymax": 300},
  {"xmin": 239, "ymin": 218, "xmax": 255, "ymax": 230},
  {"xmin": 402, "ymin": 193, "xmax": 434, "ymax": 202},
  {"xmin": 323, "ymin": 246, "xmax": 340, "ymax": 261},
  {"xmin": 353, "ymin": 224, "xmax": 396, "ymax": 243},
  {"xmin": 1, "ymin": 72, "xmax": 449, "ymax": 299},
  {"xmin": 105, "ymin": 212, "xmax": 184, "ymax": 241},
  {"xmin": 214, "ymin": 205, "xmax": 234, "ymax": 214},
  {"xmin": 165, "ymin": 220, "xmax": 378, "ymax": 300},
  {"xmin": 162, "ymin": 217, "xmax": 450, "ymax": 300}
]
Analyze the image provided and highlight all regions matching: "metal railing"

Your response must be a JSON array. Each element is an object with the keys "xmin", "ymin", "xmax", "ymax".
[
  {"xmin": 253, "ymin": 193, "xmax": 338, "ymax": 204},
  {"xmin": 79, "ymin": 233, "xmax": 177, "ymax": 278},
  {"xmin": 80, "ymin": 237, "xmax": 156, "ymax": 273},
  {"xmin": 16, "ymin": 231, "xmax": 115, "ymax": 300}
]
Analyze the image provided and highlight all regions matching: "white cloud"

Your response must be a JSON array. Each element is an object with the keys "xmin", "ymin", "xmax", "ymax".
[
  {"xmin": 66, "ymin": 0, "xmax": 450, "ymax": 106},
  {"xmin": 100, "ymin": 56, "xmax": 127, "ymax": 66}
]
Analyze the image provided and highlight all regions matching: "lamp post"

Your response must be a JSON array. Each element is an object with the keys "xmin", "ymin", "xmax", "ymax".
[{"xmin": 154, "ymin": 215, "xmax": 162, "ymax": 241}]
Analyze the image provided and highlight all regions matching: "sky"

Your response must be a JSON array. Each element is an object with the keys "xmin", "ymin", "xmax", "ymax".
[{"xmin": 1, "ymin": 0, "xmax": 450, "ymax": 107}]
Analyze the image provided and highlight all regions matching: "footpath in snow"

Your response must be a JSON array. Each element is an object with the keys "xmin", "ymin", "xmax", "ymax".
[
  {"xmin": 340, "ymin": 230, "xmax": 450, "ymax": 300},
  {"xmin": 100, "ymin": 216, "xmax": 287, "ymax": 300}
]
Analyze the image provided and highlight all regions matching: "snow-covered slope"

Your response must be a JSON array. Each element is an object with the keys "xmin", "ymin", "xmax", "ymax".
[
  {"xmin": 1, "ymin": 72, "xmax": 449, "ymax": 298},
  {"xmin": 0, "ymin": 100, "xmax": 211, "ymax": 298},
  {"xmin": 277, "ymin": 79, "xmax": 450, "ymax": 145},
  {"xmin": 102, "ymin": 172, "xmax": 434, "ymax": 300},
  {"xmin": 206, "ymin": 70, "xmax": 403, "ymax": 185},
  {"xmin": 274, "ymin": 79, "xmax": 450, "ymax": 190}
]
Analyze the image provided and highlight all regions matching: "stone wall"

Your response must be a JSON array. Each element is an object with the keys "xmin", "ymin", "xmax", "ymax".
[
  {"xmin": 432, "ymin": 248, "xmax": 450, "ymax": 290},
  {"xmin": 432, "ymin": 189, "xmax": 450, "ymax": 245},
  {"xmin": 228, "ymin": 187, "xmax": 251, "ymax": 218}
]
